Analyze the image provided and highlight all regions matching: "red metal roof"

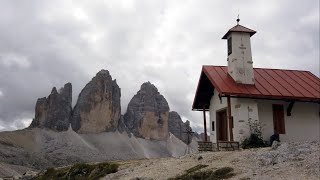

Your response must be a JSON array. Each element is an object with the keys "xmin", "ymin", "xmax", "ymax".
[
  {"xmin": 192, "ymin": 66, "xmax": 320, "ymax": 110},
  {"xmin": 222, "ymin": 24, "xmax": 256, "ymax": 39}
]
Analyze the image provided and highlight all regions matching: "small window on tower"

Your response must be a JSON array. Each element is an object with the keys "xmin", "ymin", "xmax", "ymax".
[
  {"xmin": 211, "ymin": 121, "xmax": 215, "ymax": 131},
  {"xmin": 228, "ymin": 37, "xmax": 232, "ymax": 55}
]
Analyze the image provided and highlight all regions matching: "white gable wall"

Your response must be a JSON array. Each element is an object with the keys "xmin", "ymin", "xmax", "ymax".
[{"xmin": 258, "ymin": 100, "xmax": 320, "ymax": 142}]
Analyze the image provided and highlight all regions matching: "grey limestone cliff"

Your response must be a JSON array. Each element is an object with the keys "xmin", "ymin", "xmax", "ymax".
[
  {"xmin": 71, "ymin": 70, "xmax": 121, "ymax": 133},
  {"xmin": 168, "ymin": 111, "xmax": 193, "ymax": 144},
  {"xmin": 124, "ymin": 82, "xmax": 169, "ymax": 140},
  {"xmin": 29, "ymin": 83, "xmax": 72, "ymax": 131}
]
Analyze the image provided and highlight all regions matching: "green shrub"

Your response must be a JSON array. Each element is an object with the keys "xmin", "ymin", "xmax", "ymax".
[
  {"xmin": 41, "ymin": 167, "xmax": 57, "ymax": 179},
  {"xmin": 67, "ymin": 163, "xmax": 94, "ymax": 180},
  {"xmin": 212, "ymin": 167, "xmax": 235, "ymax": 179},
  {"xmin": 34, "ymin": 162, "xmax": 119, "ymax": 180},
  {"xmin": 168, "ymin": 166, "xmax": 235, "ymax": 180},
  {"xmin": 89, "ymin": 162, "xmax": 119, "ymax": 179},
  {"xmin": 185, "ymin": 164, "xmax": 208, "ymax": 174},
  {"xmin": 241, "ymin": 120, "xmax": 268, "ymax": 149}
]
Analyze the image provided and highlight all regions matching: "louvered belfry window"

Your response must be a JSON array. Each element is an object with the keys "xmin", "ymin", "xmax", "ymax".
[
  {"xmin": 212, "ymin": 121, "xmax": 215, "ymax": 131},
  {"xmin": 227, "ymin": 37, "xmax": 232, "ymax": 55}
]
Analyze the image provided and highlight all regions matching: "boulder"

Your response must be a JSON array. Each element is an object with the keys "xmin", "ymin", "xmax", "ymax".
[
  {"xmin": 22, "ymin": 171, "xmax": 39, "ymax": 179},
  {"xmin": 29, "ymin": 83, "xmax": 72, "ymax": 131},
  {"xmin": 124, "ymin": 82, "xmax": 169, "ymax": 140},
  {"xmin": 71, "ymin": 70, "xmax": 121, "ymax": 133},
  {"xmin": 168, "ymin": 111, "xmax": 193, "ymax": 144},
  {"xmin": 272, "ymin": 141, "xmax": 280, "ymax": 150}
]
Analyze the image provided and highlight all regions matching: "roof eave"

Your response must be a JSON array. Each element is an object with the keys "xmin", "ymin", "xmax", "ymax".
[
  {"xmin": 222, "ymin": 31, "xmax": 256, "ymax": 39},
  {"xmin": 192, "ymin": 66, "xmax": 219, "ymax": 111},
  {"xmin": 191, "ymin": 67, "xmax": 205, "ymax": 110}
]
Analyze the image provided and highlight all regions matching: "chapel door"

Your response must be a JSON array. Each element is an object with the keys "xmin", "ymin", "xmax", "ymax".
[
  {"xmin": 217, "ymin": 109, "xmax": 228, "ymax": 141},
  {"xmin": 272, "ymin": 104, "xmax": 286, "ymax": 134}
]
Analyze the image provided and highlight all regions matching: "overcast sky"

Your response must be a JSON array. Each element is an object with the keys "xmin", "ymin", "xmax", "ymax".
[{"xmin": 0, "ymin": 0, "xmax": 319, "ymax": 133}]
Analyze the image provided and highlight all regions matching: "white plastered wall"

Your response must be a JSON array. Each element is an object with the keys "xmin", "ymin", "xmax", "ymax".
[
  {"xmin": 232, "ymin": 98, "xmax": 259, "ymax": 142},
  {"xmin": 258, "ymin": 100, "xmax": 320, "ymax": 142},
  {"xmin": 227, "ymin": 32, "xmax": 254, "ymax": 84}
]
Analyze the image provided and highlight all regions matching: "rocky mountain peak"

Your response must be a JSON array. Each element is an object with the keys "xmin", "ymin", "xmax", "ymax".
[
  {"xmin": 71, "ymin": 69, "xmax": 121, "ymax": 133},
  {"xmin": 95, "ymin": 69, "xmax": 111, "ymax": 79},
  {"xmin": 51, "ymin": 87, "xmax": 58, "ymax": 94},
  {"xmin": 97, "ymin": 69, "xmax": 110, "ymax": 75},
  {"xmin": 140, "ymin": 81, "xmax": 158, "ymax": 93},
  {"xmin": 29, "ymin": 82, "xmax": 72, "ymax": 131},
  {"xmin": 60, "ymin": 83, "xmax": 72, "ymax": 102},
  {"xmin": 124, "ymin": 82, "xmax": 169, "ymax": 140}
]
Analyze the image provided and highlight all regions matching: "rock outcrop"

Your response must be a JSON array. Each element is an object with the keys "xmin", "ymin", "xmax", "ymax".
[
  {"xmin": 71, "ymin": 70, "xmax": 121, "ymax": 133},
  {"xmin": 168, "ymin": 111, "xmax": 193, "ymax": 144},
  {"xmin": 124, "ymin": 82, "xmax": 169, "ymax": 140},
  {"xmin": 29, "ymin": 83, "xmax": 72, "ymax": 131}
]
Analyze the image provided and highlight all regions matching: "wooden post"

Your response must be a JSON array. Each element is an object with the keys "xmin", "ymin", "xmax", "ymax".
[
  {"xmin": 202, "ymin": 105, "xmax": 207, "ymax": 142},
  {"xmin": 227, "ymin": 96, "xmax": 233, "ymax": 141}
]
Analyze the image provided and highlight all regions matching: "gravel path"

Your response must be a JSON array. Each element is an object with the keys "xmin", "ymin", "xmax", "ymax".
[{"xmin": 103, "ymin": 141, "xmax": 319, "ymax": 180}]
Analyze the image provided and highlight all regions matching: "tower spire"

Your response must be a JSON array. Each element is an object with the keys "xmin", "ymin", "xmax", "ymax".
[{"xmin": 236, "ymin": 14, "xmax": 240, "ymax": 25}]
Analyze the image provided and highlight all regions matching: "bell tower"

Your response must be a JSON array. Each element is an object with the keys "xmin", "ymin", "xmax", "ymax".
[{"xmin": 222, "ymin": 17, "xmax": 256, "ymax": 84}]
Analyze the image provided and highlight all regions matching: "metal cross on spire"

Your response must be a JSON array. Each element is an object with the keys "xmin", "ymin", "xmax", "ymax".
[{"xmin": 236, "ymin": 14, "xmax": 240, "ymax": 25}]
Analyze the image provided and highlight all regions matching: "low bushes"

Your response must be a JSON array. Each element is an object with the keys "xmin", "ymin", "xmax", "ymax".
[
  {"xmin": 169, "ymin": 166, "xmax": 235, "ymax": 180},
  {"xmin": 35, "ymin": 162, "xmax": 119, "ymax": 180}
]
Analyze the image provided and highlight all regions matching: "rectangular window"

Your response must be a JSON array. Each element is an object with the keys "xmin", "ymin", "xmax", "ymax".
[
  {"xmin": 272, "ymin": 104, "xmax": 285, "ymax": 134},
  {"xmin": 212, "ymin": 121, "xmax": 215, "ymax": 131},
  {"xmin": 227, "ymin": 37, "xmax": 232, "ymax": 55}
]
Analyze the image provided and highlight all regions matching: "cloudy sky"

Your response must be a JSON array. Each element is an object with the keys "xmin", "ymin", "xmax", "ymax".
[{"xmin": 0, "ymin": 0, "xmax": 319, "ymax": 132}]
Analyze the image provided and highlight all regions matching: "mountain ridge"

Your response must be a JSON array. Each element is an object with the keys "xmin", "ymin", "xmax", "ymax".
[{"xmin": 28, "ymin": 69, "xmax": 196, "ymax": 143}]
